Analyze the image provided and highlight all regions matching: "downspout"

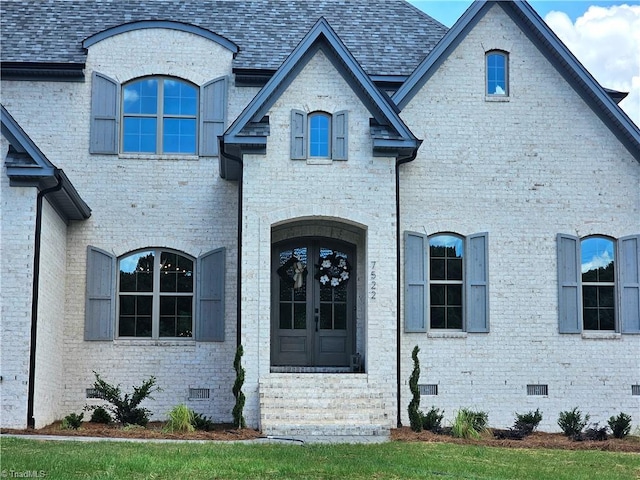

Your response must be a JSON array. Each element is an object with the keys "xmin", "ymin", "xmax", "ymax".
[
  {"xmin": 395, "ymin": 150, "xmax": 417, "ymax": 428},
  {"xmin": 220, "ymin": 140, "xmax": 244, "ymax": 348},
  {"xmin": 27, "ymin": 169, "xmax": 64, "ymax": 428}
]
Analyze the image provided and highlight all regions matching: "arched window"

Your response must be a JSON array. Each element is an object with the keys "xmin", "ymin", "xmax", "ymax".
[
  {"xmin": 486, "ymin": 51, "xmax": 508, "ymax": 96},
  {"xmin": 581, "ymin": 236, "xmax": 615, "ymax": 330},
  {"xmin": 429, "ymin": 234, "xmax": 464, "ymax": 329},
  {"xmin": 118, "ymin": 248, "xmax": 195, "ymax": 338},
  {"xmin": 122, "ymin": 77, "xmax": 198, "ymax": 154},
  {"xmin": 309, "ymin": 112, "xmax": 331, "ymax": 157}
]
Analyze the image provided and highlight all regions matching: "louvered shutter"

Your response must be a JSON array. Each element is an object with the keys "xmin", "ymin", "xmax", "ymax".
[
  {"xmin": 332, "ymin": 110, "xmax": 348, "ymax": 160},
  {"xmin": 405, "ymin": 231, "xmax": 428, "ymax": 332},
  {"xmin": 90, "ymin": 72, "xmax": 119, "ymax": 154},
  {"xmin": 557, "ymin": 234, "xmax": 582, "ymax": 333},
  {"xmin": 200, "ymin": 77, "xmax": 227, "ymax": 156},
  {"xmin": 85, "ymin": 246, "xmax": 116, "ymax": 340},
  {"xmin": 619, "ymin": 235, "xmax": 640, "ymax": 333},
  {"xmin": 466, "ymin": 232, "xmax": 489, "ymax": 332},
  {"xmin": 196, "ymin": 248, "xmax": 225, "ymax": 341},
  {"xmin": 291, "ymin": 109, "xmax": 307, "ymax": 159}
]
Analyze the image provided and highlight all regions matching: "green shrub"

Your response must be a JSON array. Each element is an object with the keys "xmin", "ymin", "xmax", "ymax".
[
  {"xmin": 452, "ymin": 409, "xmax": 488, "ymax": 439},
  {"xmin": 192, "ymin": 412, "xmax": 216, "ymax": 431},
  {"xmin": 608, "ymin": 412, "xmax": 632, "ymax": 439},
  {"xmin": 514, "ymin": 408, "xmax": 542, "ymax": 435},
  {"xmin": 422, "ymin": 406, "xmax": 444, "ymax": 432},
  {"xmin": 164, "ymin": 404, "xmax": 195, "ymax": 433},
  {"xmin": 89, "ymin": 406, "xmax": 112, "ymax": 424},
  {"xmin": 85, "ymin": 372, "xmax": 160, "ymax": 427},
  {"xmin": 558, "ymin": 407, "xmax": 589, "ymax": 438},
  {"xmin": 232, "ymin": 345, "xmax": 246, "ymax": 429},
  {"xmin": 61, "ymin": 412, "xmax": 84, "ymax": 430},
  {"xmin": 408, "ymin": 346, "xmax": 423, "ymax": 432},
  {"xmin": 581, "ymin": 423, "xmax": 609, "ymax": 441}
]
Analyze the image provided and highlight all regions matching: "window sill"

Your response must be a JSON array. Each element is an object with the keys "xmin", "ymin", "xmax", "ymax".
[
  {"xmin": 427, "ymin": 331, "xmax": 467, "ymax": 339},
  {"xmin": 119, "ymin": 154, "xmax": 201, "ymax": 161},
  {"xmin": 114, "ymin": 339, "xmax": 197, "ymax": 347},
  {"xmin": 485, "ymin": 95, "xmax": 510, "ymax": 102},
  {"xmin": 581, "ymin": 332, "xmax": 621, "ymax": 340},
  {"xmin": 306, "ymin": 158, "xmax": 333, "ymax": 165}
]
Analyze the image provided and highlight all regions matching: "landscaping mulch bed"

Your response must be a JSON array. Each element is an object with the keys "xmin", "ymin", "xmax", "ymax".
[
  {"xmin": 3, "ymin": 423, "xmax": 640, "ymax": 452},
  {"xmin": 391, "ymin": 427, "xmax": 640, "ymax": 453},
  {"xmin": 1, "ymin": 421, "xmax": 262, "ymax": 441}
]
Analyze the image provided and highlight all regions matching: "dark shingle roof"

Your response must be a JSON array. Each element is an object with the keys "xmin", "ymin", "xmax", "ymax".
[{"xmin": 0, "ymin": 0, "xmax": 448, "ymax": 76}]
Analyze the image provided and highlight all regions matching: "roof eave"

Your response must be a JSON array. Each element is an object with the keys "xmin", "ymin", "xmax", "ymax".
[{"xmin": 2, "ymin": 105, "xmax": 91, "ymax": 221}]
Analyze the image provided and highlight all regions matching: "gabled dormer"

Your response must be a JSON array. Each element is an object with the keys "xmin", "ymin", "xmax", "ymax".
[{"xmin": 220, "ymin": 18, "xmax": 421, "ymax": 180}]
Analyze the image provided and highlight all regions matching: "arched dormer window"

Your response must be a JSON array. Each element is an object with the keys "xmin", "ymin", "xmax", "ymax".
[
  {"xmin": 290, "ymin": 109, "xmax": 348, "ymax": 161},
  {"xmin": 123, "ymin": 76, "xmax": 198, "ymax": 154},
  {"xmin": 486, "ymin": 50, "xmax": 509, "ymax": 96},
  {"xmin": 309, "ymin": 112, "xmax": 331, "ymax": 157}
]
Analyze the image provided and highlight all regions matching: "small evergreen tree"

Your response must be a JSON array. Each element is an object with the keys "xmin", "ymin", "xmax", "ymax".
[
  {"xmin": 232, "ymin": 345, "xmax": 246, "ymax": 429},
  {"xmin": 408, "ymin": 345, "xmax": 423, "ymax": 432}
]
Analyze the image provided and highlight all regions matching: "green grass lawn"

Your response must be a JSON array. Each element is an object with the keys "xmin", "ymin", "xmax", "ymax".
[{"xmin": 1, "ymin": 437, "xmax": 639, "ymax": 480}]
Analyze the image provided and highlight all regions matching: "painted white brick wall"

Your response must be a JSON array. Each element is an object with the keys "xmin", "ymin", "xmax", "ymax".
[
  {"xmin": 0, "ymin": 138, "xmax": 38, "ymax": 428},
  {"xmin": 33, "ymin": 200, "xmax": 68, "ymax": 427},
  {"xmin": 399, "ymin": 4, "xmax": 640, "ymax": 431}
]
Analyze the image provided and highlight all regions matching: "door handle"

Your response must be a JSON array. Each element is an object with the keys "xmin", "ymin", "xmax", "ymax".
[{"xmin": 315, "ymin": 308, "xmax": 319, "ymax": 332}]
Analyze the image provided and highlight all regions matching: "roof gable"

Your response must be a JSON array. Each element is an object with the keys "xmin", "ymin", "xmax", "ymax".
[
  {"xmin": 220, "ymin": 18, "xmax": 420, "ymax": 179},
  {"xmin": 393, "ymin": 0, "xmax": 640, "ymax": 163},
  {"xmin": 1, "ymin": 105, "xmax": 91, "ymax": 221}
]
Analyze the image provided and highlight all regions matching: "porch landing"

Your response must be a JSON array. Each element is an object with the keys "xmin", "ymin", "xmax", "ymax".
[{"xmin": 259, "ymin": 373, "xmax": 392, "ymax": 438}]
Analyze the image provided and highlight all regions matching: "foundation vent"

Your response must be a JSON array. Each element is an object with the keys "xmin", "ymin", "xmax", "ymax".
[
  {"xmin": 86, "ymin": 388, "xmax": 105, "ymax": 399},
  {"xmin": 189, "ymin": 388, "xmax": 210, "ymax": 400},
  {"xmin": 419, "ymin": 384, "xmax": 438, "ymax": 396},
  {"xmin": 526, "ymin": 384, "xmax": 548, "ymax": 396},
  {"xmin": 632, "ymin": 385, "xmax": 640, "ymax": 396}
]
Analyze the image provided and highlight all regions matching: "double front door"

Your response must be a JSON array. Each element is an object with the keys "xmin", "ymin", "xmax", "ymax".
[{"xmin": 272, "ymin": 238, "xmax": 355, "ymax": 367}]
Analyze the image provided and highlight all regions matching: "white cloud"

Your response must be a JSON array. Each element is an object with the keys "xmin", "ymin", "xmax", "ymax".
[
  {"xmin": 544, "ymin": 4, "xmax": 640, "ymax": 127},
  {"xmin": 581, "ymin": 249, "xmax": 613, "ymax": 273}
]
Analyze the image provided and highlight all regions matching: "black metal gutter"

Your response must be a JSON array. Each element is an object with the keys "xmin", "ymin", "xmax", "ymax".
[
  {"xmin": 27, "ymin": 169, "xmax": 64, "ymax": 428},
  {"xmin": 395, "ymin": 148, "xmax": 418, "ymax": 428},
  {"xmin": 1, "ymin": 62, "xmax": 85, "ymax": 82},
  {"xmin": 220, "ymin": 140, "xmax": 244, "ymax": 348}
]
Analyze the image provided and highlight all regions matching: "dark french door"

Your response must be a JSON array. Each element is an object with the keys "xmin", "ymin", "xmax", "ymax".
[{"xmin": 271, "ymin": 238, "xmax": 355, "ymax": 367}]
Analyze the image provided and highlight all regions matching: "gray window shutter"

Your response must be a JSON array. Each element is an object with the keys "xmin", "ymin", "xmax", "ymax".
[
  {"xmin": 557, "ymin": 234, "xmax": 582, "ymax": 333},
  {"xmin": 466, "ymin": 232, "xmax": 489, "ymax": 333},
  {"xmin": 619, "ymin": 235, "xmax": 640, "ymax": 333},
  {"xmin": 291, "ymin": 109, "xmax": 307, "ymax": 159},
  {"xmin": 405, "ymin": 231, "xmax": 428, "ymax": 332},
  {"xmin": 85, "ymin": 246, "xmax": 115, "ymax": 341},
  {"xmin": 90, "ymin": 72, "xmax": 119, "ymax": 154},
  {"xmin": 332, "ymin": 110, "xmax": 348, "ymax": 160},
  {"xmin": 200, "ymin": 76, "xmax": 227, "ymax": 156},
  {"xmin": 196, "ymin": 248, "xmax": 225, "ymax": 341}
]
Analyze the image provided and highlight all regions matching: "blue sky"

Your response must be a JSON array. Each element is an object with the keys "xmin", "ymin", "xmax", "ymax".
[{"xmin": 408, "ymin": 1, "xmax": 629, "ymax": 27}]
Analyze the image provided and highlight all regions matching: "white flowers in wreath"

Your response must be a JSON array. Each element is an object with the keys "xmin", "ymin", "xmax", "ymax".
[{"xmin": 315, "ymin": 253, "xmax": 352, "ymax": 288}]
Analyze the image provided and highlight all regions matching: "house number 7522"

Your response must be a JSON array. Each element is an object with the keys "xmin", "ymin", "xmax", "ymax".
[{"xmin": 370, "ymin": 261, "xmax": 377, "ymax": 299}]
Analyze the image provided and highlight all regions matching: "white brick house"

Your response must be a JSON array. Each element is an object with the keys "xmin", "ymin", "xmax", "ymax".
[{"xmin": 1, "ymin": 0, "xmax": 638, "ymax": 437}]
